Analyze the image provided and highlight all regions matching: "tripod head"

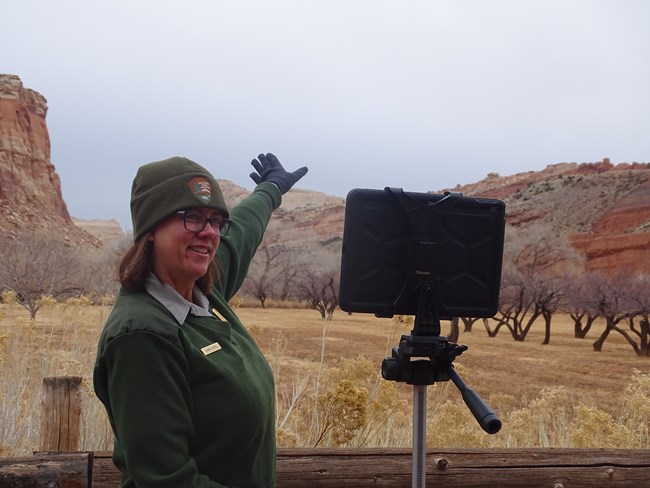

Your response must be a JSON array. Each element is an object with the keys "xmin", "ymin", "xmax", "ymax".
[
  {"xmin": 380, "ymin": 283, "xmax": 502, "ymax": 434},
  {"xmin": 381, "ymin": 335, "xmax": 467, "ymax": 385},
  {"xmin": 382, "ymin": 331, "xmax": 501, "ymax": 434}
]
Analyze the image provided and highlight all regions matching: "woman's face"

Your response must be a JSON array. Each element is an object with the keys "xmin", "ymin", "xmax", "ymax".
[{"xmin": 149, "ymin": 207, "xmax": 222, "ymax": 296}]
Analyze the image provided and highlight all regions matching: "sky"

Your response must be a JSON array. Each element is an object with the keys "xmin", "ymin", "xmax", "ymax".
[{"xmin": 3, "ymin": 0, "xmax": 649, "ymax": 231}]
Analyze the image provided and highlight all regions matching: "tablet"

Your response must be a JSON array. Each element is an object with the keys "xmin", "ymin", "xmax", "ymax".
[{"xmin": 338, "ymin": 188, "xmax": 505, "ymax": 319}]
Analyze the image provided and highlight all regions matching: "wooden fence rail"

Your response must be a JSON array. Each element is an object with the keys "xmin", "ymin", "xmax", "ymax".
[
  {"xmin": 2, "ymin": 448, "xmax": 649, "ymax": 487},
  {"xmin": 1, "ymin": 375, "xmax": 648, "ymax": 487}
]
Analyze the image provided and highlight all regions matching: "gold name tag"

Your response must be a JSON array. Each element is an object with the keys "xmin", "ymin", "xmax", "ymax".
[
  {"xmin": 211, "ymin": 308, "xmax": 226, "ymax": 321},
  {"xmin": 201, "ymin": 342, "xmax": 222, "ymax": 355}
]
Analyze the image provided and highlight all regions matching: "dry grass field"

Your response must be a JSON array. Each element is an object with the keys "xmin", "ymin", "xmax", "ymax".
[{"xmin": 1, "ymin": 299, "xmax": 648, "ymax": 456}]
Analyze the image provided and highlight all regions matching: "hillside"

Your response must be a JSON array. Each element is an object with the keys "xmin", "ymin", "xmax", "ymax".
[
  {"xmin": 445, "ymin": 160, "xmax": 650, "ymax": 272},
  {"xmin": 2, "ymin": 74, "xmax": 649, "ymax": 274},
  {"xmin": 215, "ymin": 160, "xmax": 650, "ymax": 274}
]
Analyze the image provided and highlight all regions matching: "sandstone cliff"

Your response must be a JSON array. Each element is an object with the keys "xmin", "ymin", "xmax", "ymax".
[
  {"xmin": 2, "ymin": 74, "xmax": 649, "ymax": 275},
  {"xmin": 221, "ymin": 160, "xmax": 650, "ymax": 275},
  {"xmin": 446, "ymin": 160, "xmax": 650, "ymax": 273},
  {"xmin": 0, "ymin": 74, "xmax": 98, "ymax": 246}
]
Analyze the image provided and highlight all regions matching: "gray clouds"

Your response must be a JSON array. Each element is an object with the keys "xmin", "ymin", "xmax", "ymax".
[{"xmin": 3, "ymin": 0, "xmax": 649, "ymax": 229}]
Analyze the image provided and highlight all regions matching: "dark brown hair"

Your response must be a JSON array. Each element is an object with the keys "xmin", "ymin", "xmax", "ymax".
[{"xmin": 118, "ymin": 232, "xmax": 219, "ymax": 295}]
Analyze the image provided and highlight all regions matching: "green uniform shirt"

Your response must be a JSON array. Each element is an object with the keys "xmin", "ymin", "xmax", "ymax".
[{"xmin": 93, "ymin": 182, "xmax": 281, "ymax": 488}]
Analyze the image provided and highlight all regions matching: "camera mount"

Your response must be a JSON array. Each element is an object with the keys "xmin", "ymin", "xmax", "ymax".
[
  {"xmin": 382, "ymin": 280, "xmax": 501, "ymax": 487},
  {"xmin": 339, "ymin": 187, "xmax": 506, "ymax": 488}
]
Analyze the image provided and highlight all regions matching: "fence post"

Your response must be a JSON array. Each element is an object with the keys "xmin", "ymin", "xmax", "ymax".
[{"xmin": 40, "ymin": 376, "xmax": 82, "ymax": 451}]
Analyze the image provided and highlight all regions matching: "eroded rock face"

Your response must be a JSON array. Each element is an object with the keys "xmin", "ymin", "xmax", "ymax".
[
  {"xmin": 219, "ymin": 182, "xmax": 346, "ymax": 270},
  {"xmin": 2, "ymin": 74, "xmax": 649, "ymax": 272},
  {"xmin": 0, "ymin": 75, "xmax": 63, "ymax": 213},
  {"xmin": 571, "ymin": 175, "xmax": 650, "ymax": 272},
  {"xmin": 447, "ymin": 161, "xmax": 650, "ymax": 273},
  {"xmin": 0, "ymin": 74, "xmax": 98, "ymax": 246}
]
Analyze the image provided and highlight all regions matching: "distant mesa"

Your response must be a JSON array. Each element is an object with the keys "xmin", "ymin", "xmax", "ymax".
[{"xmin": 1, "ymin": 73, "xmax": 649, "ymax": 273}]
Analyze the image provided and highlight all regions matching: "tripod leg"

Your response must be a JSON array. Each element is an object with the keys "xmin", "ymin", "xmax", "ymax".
[{"xmin": 413, "ymin": 384, "xmax": 427, "ymax": 488}]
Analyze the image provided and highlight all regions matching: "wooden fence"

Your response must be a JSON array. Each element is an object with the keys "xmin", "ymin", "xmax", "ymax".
[{"xmin": 1, "ymin": 376, "xmax": 649, "ymax": 487}]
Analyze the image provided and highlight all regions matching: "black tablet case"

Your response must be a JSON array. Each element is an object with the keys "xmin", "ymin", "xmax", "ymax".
[{"xmin": 338, "ymin": 188, "xmax": 506, "ymax": 319}]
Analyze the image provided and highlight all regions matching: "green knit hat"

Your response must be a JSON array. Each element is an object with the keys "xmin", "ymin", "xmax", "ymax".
[{"xmin": 130, "ymin": 156, "xmax": 229, "ymax": 241}]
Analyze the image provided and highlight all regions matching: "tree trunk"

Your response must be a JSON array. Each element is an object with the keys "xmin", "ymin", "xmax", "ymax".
[
  {"xmin": 541, "ymin": 312, "xmax": 552, "ymax": 345},
  {"xmin": 460, "ymin": 317, "xmax": 478, "ymax": 333},
  {"xmin": 515, "ymin": 310, "xmax": 541, "ymax": 342},
  {"xmin": 639, "ymin": 318, "xmax": 649, "ymax": 357},
  {"xmin": 575, "ymin": 315, "xmax": 598, "ymax": 339},
  {"xmin": 593, "ymin": 321, "xmax": 613, "ymax": 352},
  {"xmin": 484, "ymin": 317, "xmax": 510, "ymax": 338},
  {"xmin": 448, "ymin": 318, "xmax": 459, "ymax": 343},
  {"xmin": 573, "ymin": 319, "xmax": 584, "ymax": 338}
]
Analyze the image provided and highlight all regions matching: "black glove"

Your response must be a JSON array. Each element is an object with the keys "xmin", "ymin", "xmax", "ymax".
[{"xmin": 249, "ymin": 153, "xmax": 308, "ymax": 195}]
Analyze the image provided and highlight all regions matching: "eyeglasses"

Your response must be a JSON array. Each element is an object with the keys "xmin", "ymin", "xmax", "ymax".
[{"xmin": 177, "ymin": 211, "xmax": 231, "ymax": 236}]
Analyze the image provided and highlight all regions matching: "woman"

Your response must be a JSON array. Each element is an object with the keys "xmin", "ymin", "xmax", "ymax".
[{"xmin": 93, "ymin": 153, "xmax": 308, "ymax": 488}]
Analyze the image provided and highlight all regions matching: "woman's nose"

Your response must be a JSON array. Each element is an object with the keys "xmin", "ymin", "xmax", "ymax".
[{"xmin": 198, "ymin": 221, "xmax": 219, "ymax": 237}]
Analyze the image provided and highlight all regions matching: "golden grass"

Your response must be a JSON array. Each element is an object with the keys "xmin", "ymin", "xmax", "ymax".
[
  {"xmin": 240, "ymin": 308, "xmax": 649, "ymax": 412},
  {"xmin": 1, "ymin": 302, "xmax": 648, "ymax": 455},
  {"xmin": 0, "ymin": 301, "xmax": 113, "ymax": 455}
]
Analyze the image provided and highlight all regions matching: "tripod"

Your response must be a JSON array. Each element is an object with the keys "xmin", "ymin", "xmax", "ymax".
[{"xmin": 381, "ymin": 283, "xmax": 501, "ymax": 488}]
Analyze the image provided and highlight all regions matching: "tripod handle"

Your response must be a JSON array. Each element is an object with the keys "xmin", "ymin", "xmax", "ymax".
[{"xmin": 445, "ymin": 365, "xmax": 502, "ymax": 434}]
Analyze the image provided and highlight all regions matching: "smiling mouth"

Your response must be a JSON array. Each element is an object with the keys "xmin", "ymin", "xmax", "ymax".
[{"xmin": 188, "ymin": 246, "xmax": 210, "ymax": 255}]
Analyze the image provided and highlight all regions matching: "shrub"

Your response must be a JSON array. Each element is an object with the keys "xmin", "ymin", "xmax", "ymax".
[{"xmin": 571, "ymin": 405, "xmax": 631, "ymax": 448}]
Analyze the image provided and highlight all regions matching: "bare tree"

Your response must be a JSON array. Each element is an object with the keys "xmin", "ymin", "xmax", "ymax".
[
  {"xmin": 618, "ymin": 273, "xmax": 650, "ymax": 357},
  {"xmin": 492, "ymin": 225, "xmax": 581, "ymax": 343},
  {"xmin": 490, "ymin": 267, "xmax": 537, "ymax": 341},
  {"xmin": 561, "ymin": 273, "xmax": 601, "ymax": 339},
  {"xmin": 586, "ymin": 272, "xmax": 631, "ymax": 352},
  {"xmin": 580, "ymin": 271, "xmax": 650, "ymax": 356},
  {"xmin": 457, "ymin": 316, "xmax": 484, "ymax": 333},
  {"xmin": 243, "ymin": 238, "xmax": 286, "ymax": 308},
  {"xmin": 298, "ymin": 268, "xmax": 339, "ymax": 320},
  {"xmin": 76, "ymin": 235, "xmax": 129, "ymax": 299},
  {"xmin": 0, "ymin": 232, "xmax": 82, "ymax": 319},
  {"xmin": 275, "ymin": 254, "xmax": 302, "ymax": 302},
  {"xmin": 533, "ymin": 273, "xmax": 563, "ymax": 345}
]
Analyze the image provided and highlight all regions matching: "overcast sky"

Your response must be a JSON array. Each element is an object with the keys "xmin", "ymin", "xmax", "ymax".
[{"xmin": 3, "ymin": 0, "xmax": 649, "ymax": 230}]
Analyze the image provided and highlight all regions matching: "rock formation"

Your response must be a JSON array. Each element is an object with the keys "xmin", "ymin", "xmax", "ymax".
[
  {"xmin": 1, "ymin": 73, "xmax": 648, "ymax": 275},
  {"xmin": 0, "ymin": 74, "xmax": 98, "ymax": 246},
  {"xmin": 447, "ymin": 160, "xmax": 650, "ymax": 273},
  {"xmin": 219, "ymin": 181, "xmax": 346, "ymax": 271},
  {"xmin": 571, "ymin": 172, "xmax": 650, "ymax": 272}
]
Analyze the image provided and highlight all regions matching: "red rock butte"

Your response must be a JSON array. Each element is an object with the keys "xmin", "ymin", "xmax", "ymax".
[{"xmin": 0, "ymin": 74, "xmax": 98, "ymax": 246}]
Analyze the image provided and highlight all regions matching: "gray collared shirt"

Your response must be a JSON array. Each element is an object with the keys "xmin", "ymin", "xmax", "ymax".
[{"xmin": 145, "ymin": 274, "xmax": 213, "ymax": 325}]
